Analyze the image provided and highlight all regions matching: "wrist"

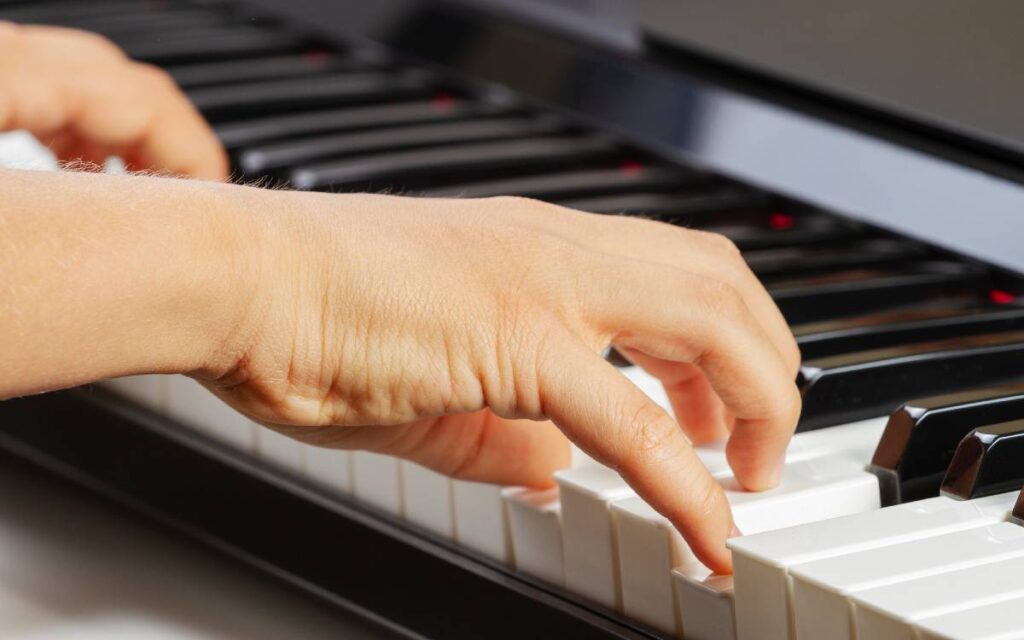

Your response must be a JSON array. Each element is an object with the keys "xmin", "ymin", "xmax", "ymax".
[{"xmin": 177, "ymin": 179, "xmax": 270, "ymax": 380}]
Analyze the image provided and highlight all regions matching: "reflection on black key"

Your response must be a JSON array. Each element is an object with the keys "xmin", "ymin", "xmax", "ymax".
[
  {"xmin": 168, "ymin": 54, "xmax": 374, "ymax": 89},
  {"xmin": 0, "ymin": 0, "xmax": 147, "ymax": 23},
  {"xmin": 55, "ymin": 8, "xmax": 227, "ymax": 36},
  {"xmin": 798, "ymin": 331, "xmax": 1024, "ymax": 431},
  {"xmin": 941, "ymin": 419, "xmax": 1024, "ymax": 499},
  {"xmin": 216, "ymin": 99, "xmax": 506, "ymax": 149},
  {"xmin": 708, "ymin": 215, "xmax": 854, "ymax": 251},
  {"xmin": 746, "ymin": 240, "xmax": 925, "ymax": 279},
  {"xmin": 797, "ymin": 306, "xmax": 1024, "ymax": 360},
  {"xmin": 239, "ymin": 117, "xmax": 562, "ymax": 175},
  {"xmin": 190, "ymin": 71, "xmax": 433, "ymax": 121},
  {"xmin": 770, "ymin": 262, "xmax": 990, "ymax": 325},
  {"xmin": 290, "ymin": 136, "xmax": 618, "ymax": 191},
  {"xmin": 560, "ymin": 189, "xmax": 773, "ymax": 222},
  {"xmin": 120, "ymin": 28, "xmax": 302, "ymax": 64},
  {"xmin": 423, "ymin": 165, "xmax": 692, "ymax": 200},
  {"xmin": 870, "ymin": 385, "xmax": 1024, "ymax": 505}
]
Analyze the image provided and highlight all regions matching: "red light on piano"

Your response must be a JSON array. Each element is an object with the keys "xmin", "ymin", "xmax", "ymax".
[
  {"xmin": 303, "ymin": 49, "xmax": 331, "ymax": 68},
  {"xmin": 431, "ymin": 93, "xmax": 458, "ymax": 111},
  {"xmin": 989, "ymin": 289, "xmax": 1017, "ymax": 305},
  {"xmin": 619, "ymin": 160, "xmax": 643, "ymax": 176},
  {"xmin": 768, "ymin": 212, "xmax": 796, "ymax": 230}
]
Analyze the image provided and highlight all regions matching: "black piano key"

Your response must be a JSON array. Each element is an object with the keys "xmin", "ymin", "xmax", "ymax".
[
  {"xmin": 797, "ymin": 306, "xmax": 1024, "ymax": 360},
  {"xmin": 559, "ymin": 189, "xmax": 774, "ymax": 221},
  {"xmin": 770, "ymin": 262, "xmax": 990, "ymax": 325},
  {"xmin": 0, "ymin": 0, "xmax": 149, "ymax": 22},
  {"xmin": 422, "ymin": 165, "xmax": 695, "ymax": 201},
  {"xmin": 941, "ymin": 419, "xmax": 1024, "ymax": 500},
  {"xmin": 168, "ymin": 54, "xmax": 374, "ymax": 89},
  {"xmin": 707, "ymin": 215, "xmax": 856, "ymax": 251},
  {"xmin": 289, "ymin": 136, "xmax": 619, "ymax": 191},
  {"xmin": 869, "ymin": 385, "xmax": 1024, "ymax": 506},
  {"xmin": 119, "ymin": 27, "xmax": 303, "ymax": 64},
  {"xmin": 798, "ymin": 330, "xmax": 1024, "ymax": 431},
  {"xmin": 745, "ymin": 239, "xmax": 926, "ymax": 279},
  {"xmin": 238, "ymin": 116, "xmax": 563, "ymax": 175},
  {"xmin": 50, "ymin": 7, "xmax": 229, "ymax": 36},
  {"xmin": 215, "ymin": 99, "xmax": 508, "ymax": 150},
  {"xmin": 189, "ymin": 71, "xmax": 434, "ymax": 121}
]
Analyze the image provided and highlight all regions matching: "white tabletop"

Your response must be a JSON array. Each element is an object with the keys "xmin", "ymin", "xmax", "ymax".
[{"xmin": 0, "ymin": 449, "xmax": 399, "ymax": 640}]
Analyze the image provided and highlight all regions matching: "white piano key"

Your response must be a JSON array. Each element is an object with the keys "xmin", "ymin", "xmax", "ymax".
[
  {"xmin": 164, "ymin": 375, "xmax": 255, "ymax": 451},
  {"xmin": 557, "ymin": 465, "xmax": 637, "ymax": 610},
  {"xmin": 729, "ymin": 490, "xmax": 1018, "ymax": 640},
  {"xmin": 254, "ymin": 426, "xmax": 304, "ymax": 473},
  {"xmin": 914, "ymin": 596, "xmax": 1024, "ymax": 640},
  {"xmin": 452, "ymin": 480, "xmax": 512, "ymax": 563},
  {"xmin": 851, "ymin": 554, "xmax": 1024, "ymax": 640},
  {"xmin": 303, "ymin": 445, "xmax": 354, "ymax": 495},
  {"xmin": 555, "ymin": 441, "xmax": 730, "ymax": 612},
  {"xmin": 102, "ymin": 375, "xmax": 166, "ymax": 411},
  {"xmin": 401, "ymin": 462, "xmax": 454, "ymax": 537},
  {"xmin": 503, "ymin": 446, "xmax": 594, "ymax": 585},
  {"xmin": 0, "ymin": 130, "xmax": 57, "ymax": 170},
  {"xmin": 352, "ymin": 451, "xmax": 404, "ymax": 516},
  {"xmin": 673, "ymin": 564, "xmax": 736, "ymax": 640},
  {"xmin": 790, "ymin": 522, "xmax": 1024, "ymax": 640},
  {"xmin": 614, "ymin": 455, "xmax": 880, "ymax": 636},
  {"xmin": 555, "ymin": 417, "xmax": 885, "ymax": 614},
  {"xmin": 619, "ymin": 365, "xmax": 674, "ymax": 415},
  {"xmin": 503, "ymin": 486, "xmax": 564, "ymax": 585}
]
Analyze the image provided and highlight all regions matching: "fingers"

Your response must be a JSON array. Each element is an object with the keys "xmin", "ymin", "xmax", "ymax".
[
  {"xmin": 0, "ymin": 25, "xmax": 228, "ymax": 179},
  {"xmin": 538, "ymin": 338, "xmax": 736, "ymax": 573},
  {"xmin": 280, "ymin": 411, "xmax": 572, "ymax": 489},
  {"xmin": 589, "ymin": 257, "xmax": 801, "ymax": 491},
  {"xmin": 617, "ymin": 348, "xmax": 732, "ymax": 444}
]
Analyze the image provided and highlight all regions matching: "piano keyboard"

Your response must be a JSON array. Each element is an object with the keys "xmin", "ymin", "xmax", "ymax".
[{"xmin": 5, "ymin": 1, "xmax": 1024, "ymax": 639}]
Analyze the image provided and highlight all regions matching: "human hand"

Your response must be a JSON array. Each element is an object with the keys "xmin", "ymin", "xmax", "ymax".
[
  {"xmin": 0, "ymin": 22, "xmax": 226, "ymax": 178},
  {"xmin": 200, "ymin": 189, "xmax": 802, "ymax": 572}
]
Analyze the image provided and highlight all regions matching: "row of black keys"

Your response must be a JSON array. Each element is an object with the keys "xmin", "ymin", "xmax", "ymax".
[
  {"xmin": 11, "ymin": 0, "xmax": 1024, "ymax": 438},
  {"xmin": 867, "ymin": 382, "xmax": 1024, "ymax": 511}
]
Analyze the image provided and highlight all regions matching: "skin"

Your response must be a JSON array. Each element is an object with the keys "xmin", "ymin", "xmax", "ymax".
[{"xmin": 0, "ymin": 24, "xmax": 802, "ymax": 573}]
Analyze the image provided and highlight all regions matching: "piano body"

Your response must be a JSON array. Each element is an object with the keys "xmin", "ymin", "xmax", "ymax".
[{"xmin": 4, "ymin": 1, "xmax": 1024, "ymax": 638}]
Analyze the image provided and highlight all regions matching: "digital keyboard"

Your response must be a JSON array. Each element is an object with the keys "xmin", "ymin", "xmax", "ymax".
[{"xmin": 5, "ymin": 1, "xmax": 1024, "ymax": 639}]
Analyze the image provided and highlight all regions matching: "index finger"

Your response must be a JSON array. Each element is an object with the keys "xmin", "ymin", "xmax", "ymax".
[{"xmin": 538, "ymin": 336, "xmax": 736, "ymax": 573}]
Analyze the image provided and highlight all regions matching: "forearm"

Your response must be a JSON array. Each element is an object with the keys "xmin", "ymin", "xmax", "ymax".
[{"xmin": 0, "ymin": 168, "xmax": 259, "ymax": 398}]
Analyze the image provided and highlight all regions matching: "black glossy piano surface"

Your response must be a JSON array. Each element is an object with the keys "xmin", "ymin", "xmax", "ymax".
[{"xmin": 5, "ymin": 1, "xmax": 1024, "ymax": 639}]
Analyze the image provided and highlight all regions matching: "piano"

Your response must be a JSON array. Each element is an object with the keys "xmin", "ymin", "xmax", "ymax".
[{"xmin": 4, "ymin": 1, "xmax": 1024, "ymax": 639}]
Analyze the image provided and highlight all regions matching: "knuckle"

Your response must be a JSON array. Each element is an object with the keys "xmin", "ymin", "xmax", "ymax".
[
  {"xmin": 624, "ymin": 404, "xmax": 683, "ymax": 467},
  {"xmin": 695, "ymin": 229, "xmax": 742, "ymax": 257},
  {"xmin": 693, "ymin": 275, "xmax": 745, "ymax": 318},
  {"xmin": 78, "ymin": 30, "xmax": 124, "ymax": 58},
  {"xmin": 134, "ymin": 63, "xmax": 176, "ymax": 89}
]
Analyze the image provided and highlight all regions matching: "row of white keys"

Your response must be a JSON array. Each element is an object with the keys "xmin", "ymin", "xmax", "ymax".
[
  {"xmin": 352, "ymin": 452, "xmax": 404, "ymax": 515},
  {"xmin": 555, "ymin": 416, "xmax": 887, "ymax": 615},
  {"xmin": 914, "ymin": 595, "xmax": 1024, "ymax": 640},
  {"xmin": 164, "ymin": 376, "xmax": 256, "ymax": 452},
  {"xmin": 728, "ymin": 490, "xmax": 1019, "ymax": 640},
  {"xmin": 503, "ymin": 446, "xmax": 596, "ymax": 584},
  {"xmin": 402, "ymin": 463, "xmax": 454, "ymax": 537},
  {"xmin": 669, "ymin": 446, "xmax": 885, "ymax": 640},
  {"xmin": 790, "ymin": 521, "xmax": 1024, "ymax": 640},
  {"xmin": 102, "ymin": 375, "xmax": 166, "ymax": 411},
  {"xmin": 616, "ymin": 453, "xmax": 881, "ymax": 636},
  {"xmin": 453, "ymin": 480, "xmax": 513, "ymax": 563},
  {"xmin": 851, "ymin": 552, "xmax": 1024, "ymax": 640}
]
